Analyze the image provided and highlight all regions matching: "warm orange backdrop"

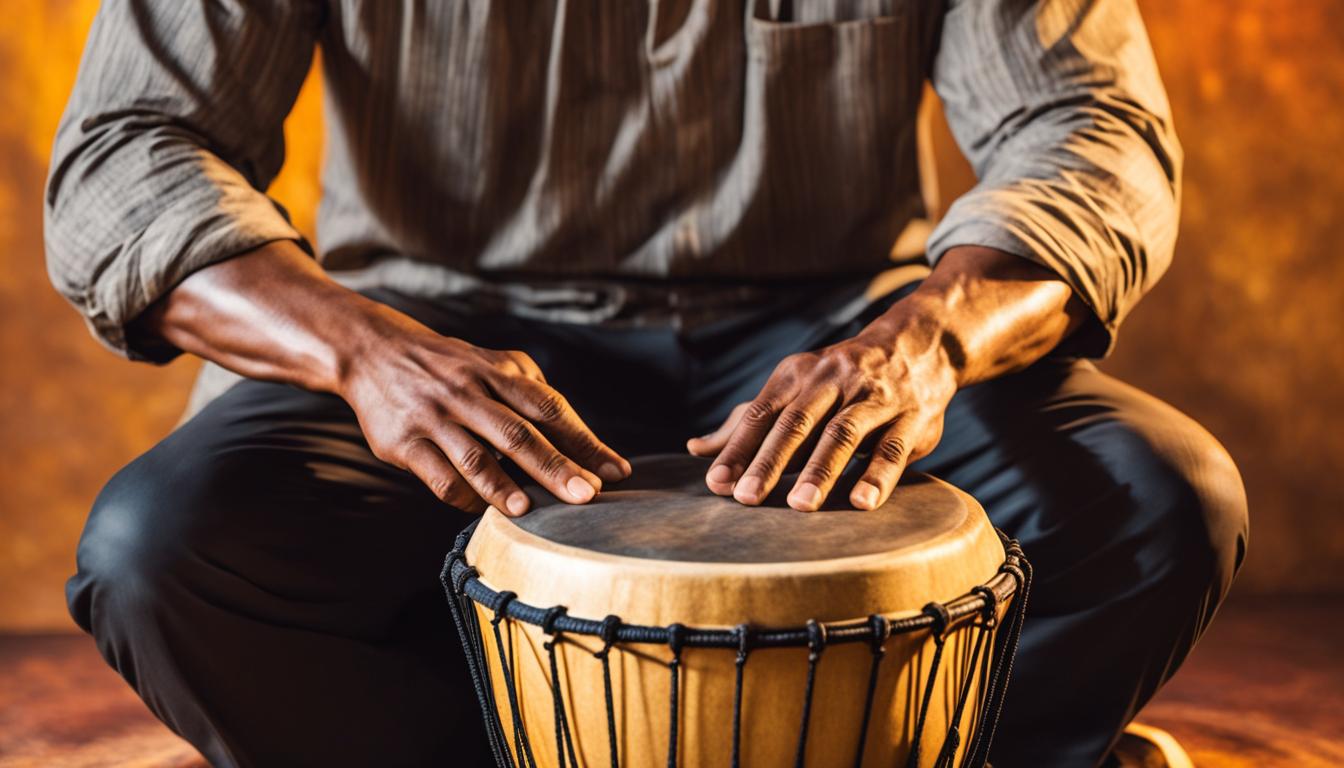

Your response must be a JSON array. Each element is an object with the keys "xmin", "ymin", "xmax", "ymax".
[{"xmin": 2, "ymin": 0, "xmax": 1341, "ymax": 630}]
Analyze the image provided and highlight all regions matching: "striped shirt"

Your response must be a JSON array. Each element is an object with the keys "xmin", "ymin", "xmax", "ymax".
[{"xmin": 46, "ymin": 0, "xmax": 1180, "ymax": 363}]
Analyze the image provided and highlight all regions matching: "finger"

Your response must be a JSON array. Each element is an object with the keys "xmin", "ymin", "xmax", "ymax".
[
  {"xmin": 403, "ymin": 438, "xmax": 488, "ymax": 514},
  {"xmin": 850, "ymin": 417, "xmax": 917, "ymax": 511},
  {"xmin": 704, "ymin": 391, "xmax": 788, "ymax": 496},
  {"xmin": 734, "ymin": 386, "xmax": 840, "ymax": 506},
  {"xmin": 492, "ymin": 376, "xmax": 630, "ymax": 483},
  {"xmin": 456, "ymin": 399, "xmax": 603, "ymax": 505},
  {"xmin": 788, "ymin": 402, "xmax": 886, "ymax": 512},
  {"xmin": 432, "ymin": 424, "xmax": 531, "ymax": 517},
  {"xmin": 686, "ymin": 402, "xmax": 750, "ymax": 457}
]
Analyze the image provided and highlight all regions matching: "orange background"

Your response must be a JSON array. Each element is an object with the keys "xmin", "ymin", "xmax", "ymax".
[{"xmin": 2, "ymin": 0, "xmax": 1342, "ymax": 630}]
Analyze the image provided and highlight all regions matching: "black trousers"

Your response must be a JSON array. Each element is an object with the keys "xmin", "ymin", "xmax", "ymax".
[{"xmin": 67, "ymin": 285, "xmax": 1247, "ymax": 767}]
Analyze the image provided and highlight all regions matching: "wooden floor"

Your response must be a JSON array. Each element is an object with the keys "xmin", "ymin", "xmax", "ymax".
[{"xmin": 1, "ymin": 595, "xmax": 1340, "ymax": 767}]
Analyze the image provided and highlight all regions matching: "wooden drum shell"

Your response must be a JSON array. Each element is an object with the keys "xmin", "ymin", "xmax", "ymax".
[{"xmin": 464, "ymin": 469, "xmax": 1008, "ymax": 768}]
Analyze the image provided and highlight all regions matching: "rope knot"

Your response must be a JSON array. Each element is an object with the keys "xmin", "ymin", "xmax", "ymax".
[
  {"xmin": 868, "ymin": 614, "xmax": 891, "ymax": 656},
  {"xmin": 922, "ymin": 601, "xmax": 951, "ymax": 640},
  {"xmin": 490, "ymin": 590, "xmax": 517, "ymax": 626},
  {"xmin": 591, "ymin": 614, "xmax": 621, "ymax": 660},
  {"xmin": 805, "ymin": 619, "xmax": 828, "ymax": 662},
  {"xmin": 971, "ymin": 585, "xmax": 999, "ymax": 625},
  {"xmin": 734, "ymin": 624, "xmax": 752, "ymax": 666},
  {"xmin": 541, "ymin": 606, "xmax": 567, "ymax": 637},
  {"xmin": 666, "ymin": 622, "xmax": 688, "ymax": 662},
  {"xmin": 451, "ymin": 564, "xmax": 479, "ymax": 596}
]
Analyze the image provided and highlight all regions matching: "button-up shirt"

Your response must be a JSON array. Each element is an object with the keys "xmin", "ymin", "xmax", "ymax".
[{"xmin": 46, "ymin": 0, "xmax": 1180, "ymax": 362}]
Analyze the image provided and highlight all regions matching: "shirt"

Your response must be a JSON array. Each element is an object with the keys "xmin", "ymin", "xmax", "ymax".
[{"xmin": 45, "ymin": 0, "xmax": 1180, "ymax": 363}]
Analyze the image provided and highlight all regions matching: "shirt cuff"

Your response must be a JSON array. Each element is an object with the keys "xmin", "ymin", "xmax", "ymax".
[
  {"xmin": 925, "ymin": 186, "xmax": 1135, "ymax": 359},
  {"xmin": 79, "ymin": 173, "xmax": 307, "ymax": 363}
]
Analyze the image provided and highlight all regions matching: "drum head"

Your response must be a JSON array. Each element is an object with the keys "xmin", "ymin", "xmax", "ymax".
[
  {"xmin": 513, "ymin": 454, "xmax": 981, "ymax": 563},
  {"xmin": 467, "ymin": 454, "xmax": 1004, "ymax": 627}
]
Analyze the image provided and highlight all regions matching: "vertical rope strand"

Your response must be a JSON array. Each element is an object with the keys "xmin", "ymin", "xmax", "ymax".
[
  {"xmin": 595, "ymin": 615, "xmax": 622, "ymax": 768},
  {"xmin": 852, "ymin": 615, "xmax": 890, "ymax": 768},
  {"xmin": 964, "ymin": 547, "xmax": 1033, "ymax": 767},
  {"xmin": 490, "ymin": 593, "xmax": 537, "ymax": 768},
  {"xmin": 731, "ymin": 624, "xmax": 752, "ymax": 768},
  {"xmin": 541, "ymin": 607, "xmax": 579, "ymax": 768},
  {"xmin": 793, "ymin": 620, "xmax": 828, "ymax": 768},
  {"xmin": 441, "ymin": 558, "xmax": 510, "ymax": 768},
  {"xmin": 906, "ymin": 602, "xmax": 951, "ymax": 768},
  {"xmin": 666, "ymin": 624, "xmax": 687, "ymax": 768},
  {"xmin": 933, "ymin": 616, "xmax": 992, "ymax": 768}
]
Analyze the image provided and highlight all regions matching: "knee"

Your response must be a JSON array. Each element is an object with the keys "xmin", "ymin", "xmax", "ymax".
[
  {"xmin": 67, "ymin": 449, "xmax": 229, "ymax": 634},
  {"xmin": 1117, "ymin": 414, "xmax": 1249, "ymax": 602}
]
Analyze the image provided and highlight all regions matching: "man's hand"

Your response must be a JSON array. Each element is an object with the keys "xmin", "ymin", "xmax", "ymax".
[
  {"xmin": 338, "ymin": 319, "xmax": 629, "ymax": 515},
  {"xmin": 689, "ymin": 245, "xmax": 1087, "ymax": 511},
  {"xmin": 134, "ymin": 241, "xmax": 629, "ymax": 516}
]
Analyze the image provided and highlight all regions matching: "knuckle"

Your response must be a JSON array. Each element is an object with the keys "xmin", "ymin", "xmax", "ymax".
[
  {"xmin": 824, "ymin": 416, "xmax": 862, "ymax": 448},
  {"xmin": 499, "ymin": 419, "xmax": 535, "ymax": 453},
  {"xmin": 775, "ymin": 408, "xmax": 813, "ymax": 439},
  {"xmin": 877, "ymin": 434, "xmax": 907, "ymax": 464},
  {"xmin": 540, "ymin": 451, "xmax": 569, "ymax": 479},
  {"xmin": 742, "ymin": 400, "xmax": 776, "ymax": 426},
  {"xmin": 428, "ymin": 474, "xmax": 458, "ymax": 502},
  {"xmin": 803, "ymin": 460, "xmax": 836, "ymax": 483},
  {"xmin": 456, "ymin": 445, "xmax": 491, "ymax": 477},
  {"xmin": 533, "ymin": 391, "xmax": 567, "ymax": 422}
]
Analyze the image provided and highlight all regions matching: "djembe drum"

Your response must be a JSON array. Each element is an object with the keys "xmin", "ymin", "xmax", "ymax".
[{"xmin": 441, "ymin": 455, "xmax": 1030, "ymax": 768}]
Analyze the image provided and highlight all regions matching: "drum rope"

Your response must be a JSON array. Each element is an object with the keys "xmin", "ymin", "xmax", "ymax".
[
  {"xmin": 906, "ymin": 601, "xmax": 951, "ymax": 768},
  {"xmin": 441, "ymin": 547, "xmax": 511, "ymax": 768},
  {"xmin": 665, "ymin": 623, "xmax": 688, "ymax": 768},
  {"xmin": 730, "ymin": 624, "xmax": 752, "ymax": 768},
  {"xmin": 852, "ymin": 614, "xmax": 891, "ymax": 767},
  {"xmin": 594, "ymin": 615, "xmax": 623, "ymax": 768},
  {"xmin": 541, "ymin": 607, "xmax": 581, "ymax": 768},
  {"xmin": 963, "ymin": 539, "xmax": 1033, "ymax": 768},
  {"xmin": 793, "ymin": 619, "xmax": 828, "ymax": 768},
  {"xmin": 933, "ymin": 590, "xmax": 997, "ymax": 768},
  {"xmin": 490, "ymin": 591, "xmax": 538, "ymax": 768},
  {"xmin": 443, "ymin": 519, "xmax": 1032, "ymax": 768}
]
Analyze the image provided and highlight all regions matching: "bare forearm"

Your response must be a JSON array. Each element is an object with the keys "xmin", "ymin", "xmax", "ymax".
[
  {"xmin": 132, "ymin": 241, "xmax": 404, "ymax": 394},
  {"xmin": 866, "ymin": 245, "xmax": 1089, "ymax": 390}
]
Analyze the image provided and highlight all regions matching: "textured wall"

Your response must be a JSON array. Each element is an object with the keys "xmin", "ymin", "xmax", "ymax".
[{"xmin": 1, "ymin": 0, "xmax": 1341, "ymax": 630}]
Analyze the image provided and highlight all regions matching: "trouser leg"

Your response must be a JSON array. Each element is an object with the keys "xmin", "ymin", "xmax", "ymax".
[
  {"xmin": 914, "ymin": 358, "xmax": 1248, "ymax": 767},
  {"xmin": 66, "ymin": 378, "xmax": 493, "ymax": 767}
]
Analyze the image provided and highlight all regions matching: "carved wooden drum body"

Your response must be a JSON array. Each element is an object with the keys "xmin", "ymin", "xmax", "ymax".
[{"xmin": 442, "ymin": 455, "xmax": 1029, "ymax": 768}]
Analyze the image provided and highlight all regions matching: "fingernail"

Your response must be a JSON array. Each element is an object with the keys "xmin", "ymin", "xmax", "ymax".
[
  {"xmin": 708, "ymin": 464, "xmax": 735, "ymax": 484},
  {"xmin": 566, "ymin": 475, "xmax": 596, "ymax": 503},
  {"xmin": 598, "ymin": 462, "xmax": 624, "ymax": 482},
  {"xmin": 789, "ymin": 482, "xmax": 823, "ymax": 512},
  {"xmin": 505, "ymin": 492, "xmax": 530, "ymax": 517},
  {"xmin": 734, "ymin": 475, "xmax": 763, "ymax": 504},
  {"xmin": 852, "ymin": 482, "xmax": 880, "ymax": 510}
]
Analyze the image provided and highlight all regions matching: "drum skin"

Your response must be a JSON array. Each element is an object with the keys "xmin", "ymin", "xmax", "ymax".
[{"xmin": 465, "ymin": 455, "xmax": 1007, "ymax": 768}]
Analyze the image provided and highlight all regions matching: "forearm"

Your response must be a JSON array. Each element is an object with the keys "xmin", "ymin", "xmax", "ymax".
[
  {"xmin": 131, "ymin": 241, "xmax": 409, "ymax": 395},
  {"xmin": 865, "ymin": 245, "xmax": 1089, "ymax": 391}
]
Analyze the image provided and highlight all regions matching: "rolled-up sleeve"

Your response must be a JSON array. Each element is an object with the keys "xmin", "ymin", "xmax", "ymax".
[
  {"xmin": 44, "ymin": 0, "xmax": 320, "ymax": 361},
  {"xmin": 926, "ymin": 0, "xmax": 1182, "ymax": 356}
]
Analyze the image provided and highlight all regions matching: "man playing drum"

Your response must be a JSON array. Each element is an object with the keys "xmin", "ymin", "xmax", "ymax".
[{"xmin": 47, "ymin": 1, "xmax": 1247, "ymax": 766}]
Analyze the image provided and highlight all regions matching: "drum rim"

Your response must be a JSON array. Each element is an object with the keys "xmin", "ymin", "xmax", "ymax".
[{"xmin": 442, "ymin": 518, "xmax": 1027, "ymax": 650}]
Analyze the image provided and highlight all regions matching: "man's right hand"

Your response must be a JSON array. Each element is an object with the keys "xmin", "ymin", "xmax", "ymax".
[
  {"xmin": 338, "ymin": 317, "xmax": 628, "ymax": 515},
  {"xmin": 133, "ymin": 241, "xmax": 629, "ymax": 516}
]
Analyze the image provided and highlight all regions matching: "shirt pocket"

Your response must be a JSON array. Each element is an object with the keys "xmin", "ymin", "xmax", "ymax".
[{"xmin": 740, "ymin": 0, "xmax": 925, "ymax": 265}]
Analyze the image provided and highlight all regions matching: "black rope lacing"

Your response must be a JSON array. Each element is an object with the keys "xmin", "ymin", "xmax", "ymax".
[
  {"xmin": 730, "ymin": 624, "xmax": 752, "ymax": 768},
  {"xmin": 793, "ymin": 619, "xmax": 828, "ymax": 768},
  {"xmin": 442, "ymin": 519, "xmax": 1031, "ymax": 768},
  {"xmin": 594, "ymin": 614, "xmax": 622, "ymax": 768},
  {"xmin": 852, "ymin": 613, "xmax": 890, "ymax": 767}
]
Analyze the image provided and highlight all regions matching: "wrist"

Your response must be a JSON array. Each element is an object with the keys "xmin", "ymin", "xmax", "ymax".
[{"xmin": 862, "ymin": 291, "xmax": 965, "ymax": 404}]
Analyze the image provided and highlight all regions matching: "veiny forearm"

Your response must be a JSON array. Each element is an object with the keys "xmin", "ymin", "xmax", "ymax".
[
  {"xmin": 865, "ymin": 245, "xmax": 1089, "ymax": 390},
  {"xmin": 132, "ymin": 240, "xmax": 411, "ymax": 394}
]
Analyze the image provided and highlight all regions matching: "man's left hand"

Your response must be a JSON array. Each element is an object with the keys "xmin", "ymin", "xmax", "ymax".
[{"xmin": 687, "ymin": 304, "xmax": 959, "ymax": 512}]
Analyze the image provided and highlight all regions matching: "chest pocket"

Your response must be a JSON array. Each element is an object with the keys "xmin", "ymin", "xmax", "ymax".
[{"xmin": 739, "ymin": 0, "xmax": 927, "ymax": 268}]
